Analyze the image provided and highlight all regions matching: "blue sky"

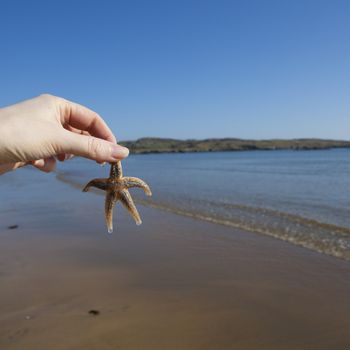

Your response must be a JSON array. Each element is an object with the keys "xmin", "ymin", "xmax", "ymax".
[{"xmin": 1, "ymin": 0, "xmax": 350, "ymax": 140}]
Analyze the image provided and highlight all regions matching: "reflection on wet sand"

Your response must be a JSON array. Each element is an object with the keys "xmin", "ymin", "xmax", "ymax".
[{"xmin": 0, "ymin": 199, "xmax": 350, "ymax": 350}]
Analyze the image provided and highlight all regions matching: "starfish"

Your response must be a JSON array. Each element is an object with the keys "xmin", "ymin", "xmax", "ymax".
[{"xmin": 82, "ymin": 161, "xmax": 152, "ymax": 233}]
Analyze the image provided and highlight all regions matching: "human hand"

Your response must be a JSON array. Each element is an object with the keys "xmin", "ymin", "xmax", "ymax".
[{"xmin": 0, "ymin": 94, "xmax": 129, "ymax": 174}]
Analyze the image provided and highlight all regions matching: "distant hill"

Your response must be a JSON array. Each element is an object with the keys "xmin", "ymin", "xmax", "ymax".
[{"xmin": 120, "ymin": 137, "xmax": 350, "ymax": 154}]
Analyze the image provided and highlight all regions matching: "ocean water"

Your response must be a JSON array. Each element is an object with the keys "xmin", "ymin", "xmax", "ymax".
[{"xmin": 55, "ymin": 148, "xmax": 350, "ymax": 261}]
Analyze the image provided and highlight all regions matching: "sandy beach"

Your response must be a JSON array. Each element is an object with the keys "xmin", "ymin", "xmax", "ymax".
[
  {"xmin": 0, "ymin": 168, "xmax": 350, "ymax": 349},
  {"xmin": 2, "ymin": 0, "xmax": 350, "ymax": 348}
]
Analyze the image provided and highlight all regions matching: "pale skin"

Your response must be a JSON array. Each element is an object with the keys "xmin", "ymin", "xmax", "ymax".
[
  {"xmin": 0, "ymin": 94, "xmax": 151, "ymax": 231},
  {"xmin": 0, "ymin": 94, "xmax": 129, "ymax": 174}
]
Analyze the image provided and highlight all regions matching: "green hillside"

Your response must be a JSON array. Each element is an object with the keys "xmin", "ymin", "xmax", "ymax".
[{"xmin": 120, "ymin": 137, "xmax": 350, "ymax": 154}]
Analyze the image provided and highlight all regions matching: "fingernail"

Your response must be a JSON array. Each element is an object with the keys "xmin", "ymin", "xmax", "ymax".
[
  {"xmin": 95, "ymin": 160, "xmax": 106, "ymax": 166},
  {"xmin": 111, "ymin": 145, "xmax": 129, "ymax": 159},
  {"xmin": 33, "ymin": 159, "xmax": 45, "ymax": 167}
]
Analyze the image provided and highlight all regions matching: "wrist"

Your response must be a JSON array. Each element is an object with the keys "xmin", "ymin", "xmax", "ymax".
[{"xmin": 0, "ymin": 107, "xmax": 19, "ymax": 163}]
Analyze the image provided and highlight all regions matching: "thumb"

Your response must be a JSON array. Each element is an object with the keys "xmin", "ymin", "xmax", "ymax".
[{"xmin": 61, "ymin": 131, "xmax": 129, "ymax": 163}]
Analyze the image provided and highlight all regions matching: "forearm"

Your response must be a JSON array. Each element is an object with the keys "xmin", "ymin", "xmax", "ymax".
[{"xmin": 0, "ymin": 106, "xmax": 21, "ymax": 164}]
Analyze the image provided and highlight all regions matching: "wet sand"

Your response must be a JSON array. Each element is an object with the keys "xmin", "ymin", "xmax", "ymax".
[{"xmin": 0, "ymin": 172, "xmax": 350, "ymax": 349}]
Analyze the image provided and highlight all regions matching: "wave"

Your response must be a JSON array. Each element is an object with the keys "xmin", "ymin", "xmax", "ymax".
[{"xmin": 56, "ymin": 171, "xmax": 350, "ymax": 262}]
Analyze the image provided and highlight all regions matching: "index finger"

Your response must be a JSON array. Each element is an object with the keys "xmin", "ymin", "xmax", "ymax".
[{"xmin": 58, "ymin": 98, "xmax": 117, "ymax": 143}]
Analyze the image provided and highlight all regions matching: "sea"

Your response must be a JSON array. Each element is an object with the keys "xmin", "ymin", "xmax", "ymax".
[{"xmin": 54, "ymin": 148, "xmax": 350, "ymax": 261}]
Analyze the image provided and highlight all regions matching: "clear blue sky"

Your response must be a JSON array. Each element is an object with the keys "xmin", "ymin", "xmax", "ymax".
[{"xmin": 1, "ymin": 0, "xmax": 350, "ymax": 140}]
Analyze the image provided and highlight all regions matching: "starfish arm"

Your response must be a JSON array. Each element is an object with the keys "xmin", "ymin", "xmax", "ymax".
[
  {"xmin": 109, "ymin": 161, "xmax": 123, "ymax": 180},
  {"xmin": 123, "ymin": 177, "xmax": 152, "ymax": 196},
  {"xmin": 82, "ymin": 178, "xmax": 108, "ymax": 192},
  {"xmin": 118, "ymin": 189, "xmax": 142, "ymax": 225},
  {"xmin": 105, "ymin": 191, "xmax": 117, "ymax": 233}
]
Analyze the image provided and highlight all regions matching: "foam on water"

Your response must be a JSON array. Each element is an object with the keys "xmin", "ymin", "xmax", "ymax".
[{"xmin": 56, "ymin": 149, "xmax": 350, "ymax": 261}]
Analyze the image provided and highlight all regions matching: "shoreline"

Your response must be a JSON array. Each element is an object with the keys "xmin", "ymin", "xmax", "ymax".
[
  {"xmin": 56, "ymin": 169, "xmax": 350, "ymax": 263},
  {"xmin": 135, "ymin": 198, "xmax": 350, "ymax": 262},
  {"xmin": 1, "ymin": 173, "xmax": 350, "ymax": 349}
]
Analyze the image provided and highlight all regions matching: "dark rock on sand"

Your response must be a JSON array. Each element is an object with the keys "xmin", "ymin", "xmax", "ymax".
[{"xmin": 88, "ymin": 310, "xmax": 100, "ymax": 316}]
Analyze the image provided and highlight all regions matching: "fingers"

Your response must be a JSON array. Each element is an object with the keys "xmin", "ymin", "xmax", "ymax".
[
  {"xmin": 0, "ymin": 159, "xmax": 56, "ymax": 175},
  {"xmin": 59, "ymin": 97, "xmax": 116, "ymax": 143},
  {"xmin": 0, "ymin": 162, "xmax": 26, "ymax": 175},
  {"xmin": 61, "ymin": 131, "xmax": 129, "ymax": 163},
  {"xmin": 60, "ymin": 126, "xmax": 95, "ymax": 163},
  {"xmin": 43, "ymin": 95, "xmax": 128, "ymax": 163},
  {"xmin": 65, "ymin": 124, "xmax": 90, "ymax": 136},
  {"xmin": 1, "ymin": 158, "xmax": 57, "ymax": 175},
  {"xmin": 57, "ymin": 153, "xmax": 74, "ymax": 162},
  {"xmin": 31, "ymin": 157, "xmax": 57, "ymax": 173}
]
